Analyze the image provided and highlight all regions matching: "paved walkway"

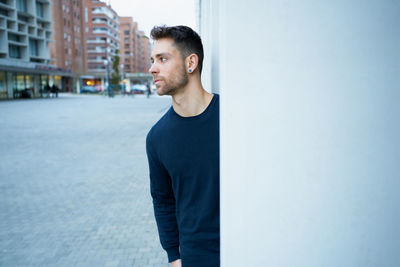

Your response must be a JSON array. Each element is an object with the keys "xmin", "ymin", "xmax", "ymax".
[{"xmin": 0, "ymin": 94, "xmax": 171, "ymax": 266}]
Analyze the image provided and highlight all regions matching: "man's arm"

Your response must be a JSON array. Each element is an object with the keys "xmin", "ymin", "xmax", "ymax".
[{"xmin": 146, "ymin": 132, "xmax": 180, "ymax": 263}]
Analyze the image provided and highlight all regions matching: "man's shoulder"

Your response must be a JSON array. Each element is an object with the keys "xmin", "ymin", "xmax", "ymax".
[{"xmin": 147, "ymin": 107, "xmax": 172, "ymax": 141}]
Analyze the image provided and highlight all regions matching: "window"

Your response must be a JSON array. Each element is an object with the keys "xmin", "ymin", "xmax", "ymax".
[
  {"xmin": 16, "ymin": 0, "xmax": 27, "ymax": 12},
  {"xmin": 29, "ymin": 39, "xmax": 38, "ymax": 56},
  {"xmin": 8, "ymin": 33, "xmax": 21, "ymax": 42},
  {"xmin": 25, "ymin": 75, "xmax": 33, "ymax": 89},
  {"xmin": 9, "ymin": 45, "xmax": 21, "ymax": 58},
  {"xmin": 14, "ymin": 74, "xmax": 25, "ymax": 90},
  {"xmin": 0, "ymin": 9, "xmax": 8, "ymax": 16},
  {"xmin": 124, "ymin": 30, "xmax": 129, "ymax": 35},
  {"xmin": 36, "ymin": 2, "xmax": 44, "ymax": 18},
  {"xmin": 17, "ymin": 14, "xmax": 28, "ymax": 22}
]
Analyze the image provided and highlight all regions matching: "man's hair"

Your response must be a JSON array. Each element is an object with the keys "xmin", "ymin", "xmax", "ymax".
[{"xmin": 150, "ymin": 25, "xmax": 204, "ymax": 74}]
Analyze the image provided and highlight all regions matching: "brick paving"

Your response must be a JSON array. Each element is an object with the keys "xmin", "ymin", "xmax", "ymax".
[{"xmin": 0, "ymin": 94, "xmax": 171, "ymax": 267}]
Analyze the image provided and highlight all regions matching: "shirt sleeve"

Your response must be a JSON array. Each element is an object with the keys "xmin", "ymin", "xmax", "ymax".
[{"xmin": 146, "ymin": 131, "xmax": 180, "ymax": 262}]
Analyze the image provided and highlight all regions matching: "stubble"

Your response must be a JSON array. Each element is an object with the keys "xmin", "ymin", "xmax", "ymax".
[{"xmin": 158, "ymin": 61, "xmax": 188, "ymax": 96}]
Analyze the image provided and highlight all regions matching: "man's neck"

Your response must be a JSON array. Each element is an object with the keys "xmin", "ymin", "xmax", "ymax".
[{"xmin": 171, "ymin": 82, "xmax": 213, "ymax": 117}]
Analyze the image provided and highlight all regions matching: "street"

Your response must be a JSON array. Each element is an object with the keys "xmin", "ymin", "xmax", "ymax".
[{"xmin": 0, "ymin": 94, "xmax": 171, "ymax": 267}]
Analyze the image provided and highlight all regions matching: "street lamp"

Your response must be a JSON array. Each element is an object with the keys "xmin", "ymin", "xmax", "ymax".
[
  {"xmin": 103, "ymin": 59, "xmax": 110, "ymax": 97},
  {"xmin": 120, "ymin": 63, "xmax": 125, "ymax": 93}
]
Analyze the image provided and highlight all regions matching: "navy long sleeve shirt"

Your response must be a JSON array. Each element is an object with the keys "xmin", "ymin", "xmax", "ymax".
[{"xmin": 146, "ymin": 94, "xmax": 220, "ymax": 266}]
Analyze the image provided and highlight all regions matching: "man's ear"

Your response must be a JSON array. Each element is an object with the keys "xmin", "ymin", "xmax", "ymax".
[{"xmin": 185, "ymin": 54, "xmax": 199, "ymax": 73}]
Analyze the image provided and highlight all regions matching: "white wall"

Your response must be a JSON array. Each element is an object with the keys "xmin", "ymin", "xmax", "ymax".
[
  {"xmin": 200, "ymin": 0, "xmax": 400, "ymax": 266},
  {"xmin": 198, "ymin": 0, "xmax": 219, "ymax": 94}
]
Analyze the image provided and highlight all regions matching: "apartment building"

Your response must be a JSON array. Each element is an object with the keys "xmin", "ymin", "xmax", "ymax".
[
  {"xmin": 83, "ymin": 0, "xmax": 119, "ymax": 90},
  {"xmin": 118, "ymin": 17, "xmax": 151, "ymax": 91},
  {"xmin": 50, "ymin": 0, "xmax": 87, "ymax": 92},
  {"xmin": 0, "ymin": 0, "xmax": 68, "ymax": 99},
  {"xmin": 139, "ymin": 33, "xmax": 150, "ymax": 73},
  {"xmin": 118, "ymin": 16, "xmax": 136, "ymax": 74}
]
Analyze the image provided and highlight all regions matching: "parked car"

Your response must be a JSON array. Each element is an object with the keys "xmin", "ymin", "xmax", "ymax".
[
  {"xmin": 81, "ymin": 86, "xmax": 99, "ymax": 93},
  {"xmin": 130, "ymin": 84, "xmax": 147, "ymax": 94}
]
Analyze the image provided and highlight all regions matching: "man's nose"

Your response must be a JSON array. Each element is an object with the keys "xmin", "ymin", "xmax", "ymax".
[{"xmin": 148, "ymin": 63, "xmax": 157, "ymax": 74}]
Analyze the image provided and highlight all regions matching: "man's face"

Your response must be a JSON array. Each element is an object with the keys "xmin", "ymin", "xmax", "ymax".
[{"xmin": 149, "ymin": 38, "xmax": 188, "ymax": 96}]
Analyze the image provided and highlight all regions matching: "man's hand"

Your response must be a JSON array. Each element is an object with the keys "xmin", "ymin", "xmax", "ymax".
[{"xmin": 170, "ymin": 259, "xmax": 182, "ymax": 267}]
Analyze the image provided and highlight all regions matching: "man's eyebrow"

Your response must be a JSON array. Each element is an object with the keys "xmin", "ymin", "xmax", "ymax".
[{"xmin": 151, "ymin": 53, "xmax": 172, "ymax": 59}]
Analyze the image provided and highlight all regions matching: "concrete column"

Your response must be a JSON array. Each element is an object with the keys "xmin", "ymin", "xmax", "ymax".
[
  {"xmin": 33, "ymin": 75, "xmax": 40, "ymax": 97},
  {"xmin": 6, "ymin": 72, "xmax": 13, "ymax": 99},
  {"xmin": 200, "ymin": 0, "xmax": 400, "ymax": 266}
]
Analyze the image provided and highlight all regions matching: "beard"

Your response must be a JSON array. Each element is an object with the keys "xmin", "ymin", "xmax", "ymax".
[{"xmin": 156, "ymin": 63, "xmax": 188, "ymax": 96}]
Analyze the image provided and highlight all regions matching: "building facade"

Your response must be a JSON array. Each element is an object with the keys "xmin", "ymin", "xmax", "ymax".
[
  {"xmin": 139, "ymin": 32, "xmax": 150, "ymax": 73},
  {"xmin": 49, "ymin": 0, "xmax": 87, "ymax": 92},
  {"xmin": 118, "ymin": 16, "xmax": 135, "ymax": 73},
  {"xmin": 83, "ymin": 0, "xmax": 119, "ymax": 91},
  {"xmin": 118, "ymin": 16, "xmax": 151, "ymax": 91},
  {"xmin": 0, "ymin": 0, "xmax": 69, "ymax": 99}
]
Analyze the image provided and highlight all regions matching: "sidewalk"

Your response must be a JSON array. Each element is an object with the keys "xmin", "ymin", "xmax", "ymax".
[{"xmin": 0, "ymin": 94, "xmax": 171, "ymax": 266}]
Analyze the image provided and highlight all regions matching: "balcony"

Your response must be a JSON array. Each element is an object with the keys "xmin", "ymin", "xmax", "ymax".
[{"xmin": 0, "ymin": 1, "xmax": 13, "ymax": 11}]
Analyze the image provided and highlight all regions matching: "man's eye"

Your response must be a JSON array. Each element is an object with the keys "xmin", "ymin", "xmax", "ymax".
[{"xmin": 161, "ymin": 57, "xmax": 167, "ymax": 62}]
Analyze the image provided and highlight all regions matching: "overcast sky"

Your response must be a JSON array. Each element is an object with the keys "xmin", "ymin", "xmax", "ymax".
[{"xmin": 107, "ymin": 0, "xmax": 197, "ymax": 37}]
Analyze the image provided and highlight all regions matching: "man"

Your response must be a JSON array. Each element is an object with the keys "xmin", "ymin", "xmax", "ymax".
[{"xmin": 146, "ymin": 25, "xmax": 220, "ymax": 267}]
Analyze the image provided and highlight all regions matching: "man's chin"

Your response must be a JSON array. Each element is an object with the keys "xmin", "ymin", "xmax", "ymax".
[{"xmin": 156, "ymin": 87, "xmax": 173, "ymax": 96}]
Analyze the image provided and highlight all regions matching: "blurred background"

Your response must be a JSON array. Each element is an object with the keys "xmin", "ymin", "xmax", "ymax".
[{"xmin": 0, "ymin": 0, "xmax": 196, "ymax": 266}]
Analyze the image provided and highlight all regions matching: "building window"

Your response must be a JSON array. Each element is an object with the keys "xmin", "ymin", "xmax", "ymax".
[
  {"xmin": 0, "ymin": 9, "xmax": 8, "ymax": 16},
  {"xmin": 36, "ymin": 2, "xmax": 44, "ymax": 18},
  {"xmin": 8, "ymin": 33, "xmax": 22, "ymax": 42},
  {"xmin": 14, "ymin": 74, "xmax": 26, "ymax": 90},
  {"xmin": 9, "ymin": 45, "xmax": 21, "ymax": 58},
  {"xmin": 29, "ymin": 39, "xmax": 38, "ymax": 56},
  {"xmin": 124, "ymin": 30, "xmax": 129, "ymax": 35},
  {"xmin": 16, "ymin": 0, "xmax": 27, "ymax": 12}
]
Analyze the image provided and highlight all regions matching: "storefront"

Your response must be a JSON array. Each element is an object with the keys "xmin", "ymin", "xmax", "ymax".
[{"xmin": 0, "ymin": 60, "xmax": 73, "ymax": 100}]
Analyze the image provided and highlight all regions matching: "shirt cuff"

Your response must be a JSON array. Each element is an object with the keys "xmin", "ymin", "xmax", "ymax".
[{"xmin": 166, "ymin": 246, "xmax": 180, "ymax": 263}]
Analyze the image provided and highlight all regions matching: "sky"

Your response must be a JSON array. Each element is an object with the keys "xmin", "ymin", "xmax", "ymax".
[{"xmin": 106, "ymin": 0, "xmax": 197, "ymax": 37}]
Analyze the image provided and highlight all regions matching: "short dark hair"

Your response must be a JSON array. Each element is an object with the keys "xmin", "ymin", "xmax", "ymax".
[{"xmin": 150, "ymin": 25, "xmax": 204, "ymax": 74}]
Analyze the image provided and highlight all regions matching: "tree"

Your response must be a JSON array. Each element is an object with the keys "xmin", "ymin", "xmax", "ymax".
[{"xmin": 110, "ymin": 49, "xmax": 121, "ymax": 91}]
